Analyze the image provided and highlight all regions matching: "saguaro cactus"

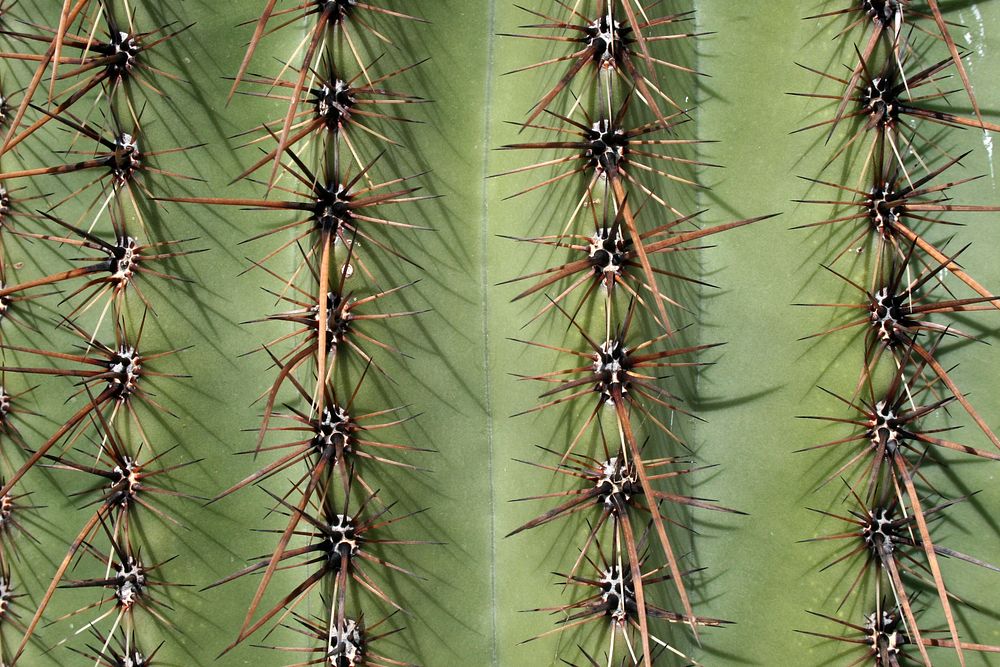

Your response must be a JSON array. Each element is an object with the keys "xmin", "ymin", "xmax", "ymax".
[{"xmin": 0, "ymin": 2, "xmax": 995, "ymax": 666}]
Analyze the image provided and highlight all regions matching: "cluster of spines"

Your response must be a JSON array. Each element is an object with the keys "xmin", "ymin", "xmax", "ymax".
[
  {"xmin": 0, "ymin": 1, "xmax": 200, "ymax": 664},
  {"xmin": 166, "ymin": 2, "xmax": 433, "ymax": 665},
  {"xmin": 794, "ymin": 3, "xmax": 1000, "ymax": 664},
  {"xmin": 497, "ymin": 3, "xmax": 775, "ymax": 665}
]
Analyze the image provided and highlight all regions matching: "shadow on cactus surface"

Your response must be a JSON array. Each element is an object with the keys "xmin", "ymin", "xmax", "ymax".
[{"xmin": 0, "ymin": 1, "xmax": 995, "ymax": 666}]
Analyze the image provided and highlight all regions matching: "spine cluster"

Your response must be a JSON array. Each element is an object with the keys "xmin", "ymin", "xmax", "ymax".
[
  {"xmin": 796, "ymin": 3, "xmax": 1000, "ymax": 663},
  {"xmin": 0, "ymin": 2, "xmax": 198, "ymax": 665},
  {"xmin": 497, "ymin": 3, "xmax": 772, "ymax": 664},
  {"xmin": 189, "ymin": 2, "xmax": 433, "ymax": 665}
]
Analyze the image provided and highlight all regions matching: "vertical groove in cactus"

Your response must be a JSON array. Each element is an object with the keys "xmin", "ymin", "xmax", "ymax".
[{"xmin": 0, "ymin": 2, "xmax": 995, "ymax": 666}]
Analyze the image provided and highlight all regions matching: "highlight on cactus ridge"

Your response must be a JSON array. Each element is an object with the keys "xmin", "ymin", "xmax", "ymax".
[{"xmin": 0, "ymin": 1, "xmax": 993, "ymax": 666}]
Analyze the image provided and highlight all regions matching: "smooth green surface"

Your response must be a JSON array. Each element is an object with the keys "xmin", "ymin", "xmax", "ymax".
[{"xmin": 2, "ymin": 2, "xmax": 998, "ymax": 666}]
